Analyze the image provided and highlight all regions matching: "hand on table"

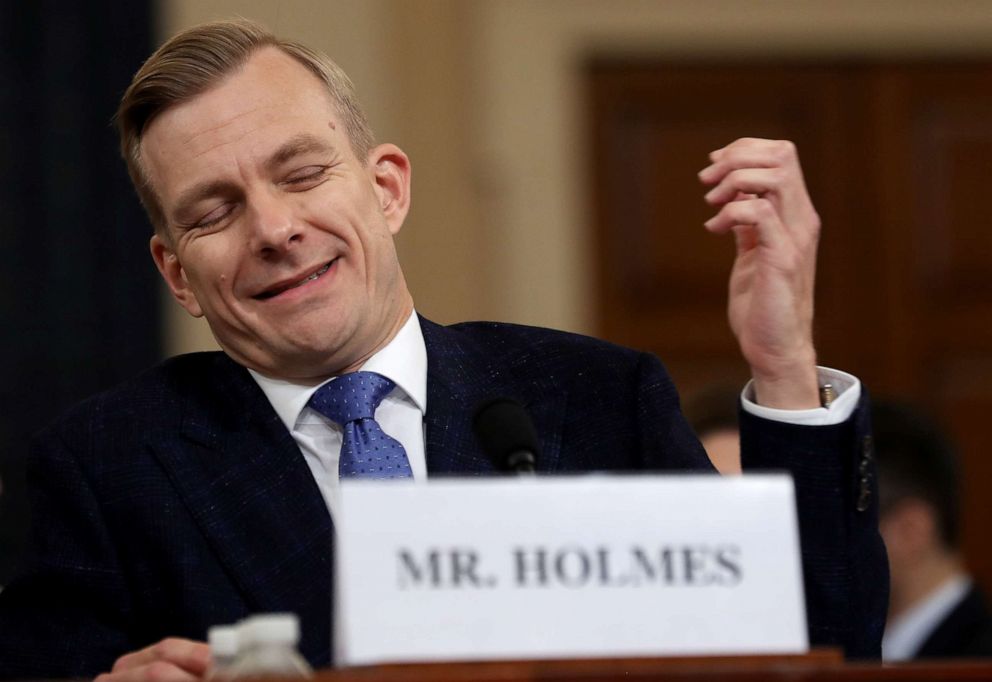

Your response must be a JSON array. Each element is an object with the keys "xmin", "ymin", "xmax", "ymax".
[{"xmin": 95, "ymin": 638, "xmax": 211, "ymax": 682}]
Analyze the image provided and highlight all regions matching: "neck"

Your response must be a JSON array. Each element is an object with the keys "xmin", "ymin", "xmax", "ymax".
[
  {"xmin": 335, "ymin": 299, "xmax": 414, "ymax": 376},
  {"xmin": 243, "ymin": 294, "xmax": 416, "ymax": 384},
  {"xmin": 889, "ymin": 550, "xmax": 964, "ymax": 620}
]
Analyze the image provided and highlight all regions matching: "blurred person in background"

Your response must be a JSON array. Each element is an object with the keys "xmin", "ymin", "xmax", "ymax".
[
  {"xmin": 877, "ymin": 401, "xmax": 992, "ymax": 660},
  {"xmin": 684, "ymin": 383, "xmax": 743, "ymax": 475}
]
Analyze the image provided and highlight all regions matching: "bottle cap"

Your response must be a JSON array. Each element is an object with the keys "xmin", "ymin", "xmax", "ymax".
[
  {"xmin": 239, "ymin": 613, "xmax": 300, "ymax": 646},
  {"xmin": 207, "ymin": 624, "xmax": 239, "ymax": 657}
]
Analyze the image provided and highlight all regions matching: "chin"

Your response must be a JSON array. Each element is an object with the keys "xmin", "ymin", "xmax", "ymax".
[{"xmin": 273, "ymin": 344, "xmax": 356, "ymax": 380}]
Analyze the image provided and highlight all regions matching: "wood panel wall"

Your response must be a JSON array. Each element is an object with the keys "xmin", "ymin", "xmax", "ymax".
[{"xmin": 588, "ymin": 61, "xmax": 992, "ymax": 588}]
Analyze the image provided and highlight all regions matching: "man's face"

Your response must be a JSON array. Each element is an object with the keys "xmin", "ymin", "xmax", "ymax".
[{"xmin": 143, "ymin": 48, "xmax": 413, "ymax": 380}]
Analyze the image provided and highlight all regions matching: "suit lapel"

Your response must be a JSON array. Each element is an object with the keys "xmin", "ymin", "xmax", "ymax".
[
  {"xmin": 142, "ymin": 319, "xmax": 566, "ymax": 664},
  {"xmin": 149, "ymin": 355, "xmax": 332, "ymax": 664},
  {"xmin": 420, "ymin": 317, "xmax": 565, "ymax": 475}
]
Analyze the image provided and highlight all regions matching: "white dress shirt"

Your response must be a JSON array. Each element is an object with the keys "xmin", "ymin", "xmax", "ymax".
[
  {"xmin": 250, "ymin": 311, "xmax": 859, "ymax": 519},
  {"xmin": 250, "ymin": 312, "xmax": 428, "ymax": 521},
  {"xmin": 883, "ymin": 574, "xmax": 972, "ymax": 661}
]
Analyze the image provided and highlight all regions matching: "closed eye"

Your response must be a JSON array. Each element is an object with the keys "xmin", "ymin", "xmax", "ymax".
[
  {"xmin": 191, "ymin": 203, "xmax": 235, "ymax": 229},
  {"xmin": 281, "ymin": 166, "xmax": 329, "ymax": 190}
]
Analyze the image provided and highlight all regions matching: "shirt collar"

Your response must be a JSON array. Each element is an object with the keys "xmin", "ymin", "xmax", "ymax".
[
  {"xmin": 882, "ymin": 573, "xmax": 971, "ymax": 661},
  {"xmin": 248, "ymin": 311, "xmax": 427, "ymax": 431}
]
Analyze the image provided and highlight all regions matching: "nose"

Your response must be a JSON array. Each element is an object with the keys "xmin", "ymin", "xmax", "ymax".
[{"xmin": 245, "ymin": 189, "xmax": 302, "ymax": 258}]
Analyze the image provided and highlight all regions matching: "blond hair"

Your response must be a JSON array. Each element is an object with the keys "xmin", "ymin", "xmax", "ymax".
[{"xmin": 116, "ymin": 19, "xmax": 375, "ymax": 232}]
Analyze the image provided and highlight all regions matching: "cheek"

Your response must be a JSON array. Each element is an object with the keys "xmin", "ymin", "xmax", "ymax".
[{"xmin": 179, "ymin": 242, "xmax": 241, "ymax": 302}]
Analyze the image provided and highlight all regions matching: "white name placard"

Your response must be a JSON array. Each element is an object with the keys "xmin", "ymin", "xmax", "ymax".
[{"xmin": 334, "ymin": 474, "xmax": 806, "ymax": 666}]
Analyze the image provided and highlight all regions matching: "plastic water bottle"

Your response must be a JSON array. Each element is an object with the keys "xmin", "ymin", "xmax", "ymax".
[
  {"xmin": 206, "ymin": 624, "xmax": 239, "ymax": 679},
  {"xmin": 227, "ymin": 613, "xmax": 313, "ymax": 678}
]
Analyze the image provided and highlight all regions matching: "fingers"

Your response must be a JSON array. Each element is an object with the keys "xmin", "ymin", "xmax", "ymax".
[
  {"xmin": 95, "ymin": 661, "xmax": 199, "ymax": 682},
  {"xmin": 700, "ymin": 138, "xmax": 820, "ymax": 243},
  {"xmin": 699, "ymin": 139, "xmax": 809, "ymax": 202},
  {"xmin": 698, "ymin": 138, "xmax": 800, "ymax": 186},
  {"xmin": 96, "ymin": 638, "xmax": 211, "ymax": 682},
  {"xmin": 703, "ymin": 198, "xmax": 787, "ymax": 252},
  {"xmin": 702, "ymin": 167, "xmax": 790, "ymax": 206},
  {"xmin": 113, "ymin": 638, "xmax": 210, "ymax": 674}
]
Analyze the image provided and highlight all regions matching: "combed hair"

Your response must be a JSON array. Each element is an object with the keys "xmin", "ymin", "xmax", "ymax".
[{"xmin": 115, "ymin": 19, "xmax": 375, "ymax": 232}]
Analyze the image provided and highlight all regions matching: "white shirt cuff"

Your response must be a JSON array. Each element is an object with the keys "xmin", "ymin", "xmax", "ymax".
[{"xmin": 740, "ymin": 367, "xmax": 861, "ymax": 426}]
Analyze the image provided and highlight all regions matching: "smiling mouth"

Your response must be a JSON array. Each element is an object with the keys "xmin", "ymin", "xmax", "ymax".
[{"xmin": 255, "ymin": 260, "xmax": 335, "ymax": 300}]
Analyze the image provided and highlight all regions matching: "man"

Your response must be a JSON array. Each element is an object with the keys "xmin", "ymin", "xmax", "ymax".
[
  {"xmin": 877, "ymin": 402, "xmax": 992, "ymax": 660},
  {"xmin": 684, "ymin": 383, "xmax": 743, "ymax": 474},
  {"xmin": 0, "ymin": 20, "xmax": 886, "ymax": 680}
]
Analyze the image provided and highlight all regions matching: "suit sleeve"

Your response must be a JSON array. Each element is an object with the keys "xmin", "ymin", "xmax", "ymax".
[
  {"xmin": 0, "ymin": 427, "xmax": 134, "ymax": 679},
  {"xmin": 739, "ymin": 389, "xmax": 888, "ymax": 659}
]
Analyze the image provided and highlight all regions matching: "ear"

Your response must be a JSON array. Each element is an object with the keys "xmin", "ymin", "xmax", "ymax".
[
  {"xmin": 150, "ymin": 234, "xmax": 204, "ymax": 318},
  {"xmin": 366, "ymin": 143, "xmax": 411, "ymax": 235}
]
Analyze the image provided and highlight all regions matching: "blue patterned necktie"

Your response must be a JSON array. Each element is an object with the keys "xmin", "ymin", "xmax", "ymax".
[{"xmin": 307, "ymin": 372, "xmax": 413, "ymax": 479}]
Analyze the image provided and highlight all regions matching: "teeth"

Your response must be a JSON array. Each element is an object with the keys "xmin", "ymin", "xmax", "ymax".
[
  {"xmin": 287, "ymin": 262, "xmax": 331, "ymax": 290},
  {"xmin": 260, "ymin": 262, "xmax": 333, "ymax": 299}
]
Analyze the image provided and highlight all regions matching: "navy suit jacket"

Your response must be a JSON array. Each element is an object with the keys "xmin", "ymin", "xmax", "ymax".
[{"xmin": 0, "ymin": 319, "xmax": 887, "ymax": 678}]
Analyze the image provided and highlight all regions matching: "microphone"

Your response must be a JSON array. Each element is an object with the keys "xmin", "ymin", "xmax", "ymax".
[{"xmin": 472, "ymin": 398, "xmax": 541, "ymax": 474}]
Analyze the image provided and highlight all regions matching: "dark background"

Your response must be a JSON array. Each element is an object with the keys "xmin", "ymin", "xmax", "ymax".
[{"xmin": 0, "ymin": 1, "xmax": 159, "ymax": 582}]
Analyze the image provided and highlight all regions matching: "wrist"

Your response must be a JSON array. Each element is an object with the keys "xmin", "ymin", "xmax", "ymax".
[{"xmin": 749, "ymin": 349, "xmax": 819, "ymax": 409}]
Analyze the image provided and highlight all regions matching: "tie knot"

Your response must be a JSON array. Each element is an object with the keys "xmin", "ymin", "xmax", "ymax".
[{"xmin": 308, "ymin": 372, "xmax": 396, "ymax": 426}]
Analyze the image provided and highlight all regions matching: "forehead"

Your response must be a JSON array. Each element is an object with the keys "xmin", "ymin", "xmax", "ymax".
[{"xmin": 140, "ymin": 48, "xmax": 344, "ymax": 203}]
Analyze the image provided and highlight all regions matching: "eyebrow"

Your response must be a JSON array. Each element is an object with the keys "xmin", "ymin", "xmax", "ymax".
[
  {"xmin": 171, "ymin": 179, "xmax": 239, "ymax": 225},
  {"xmin": 169, "ymin": 133, "xmax": 336, "ymax": 224},
  {"xmin": 266, "ymin": 133, "xmax": 335, "ymax": 170}
]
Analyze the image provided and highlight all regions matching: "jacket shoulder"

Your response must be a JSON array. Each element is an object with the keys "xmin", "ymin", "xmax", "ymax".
[
  {"xmin": 440, "ymin": 319, "xmax": 647, "ymax": 372},
  {"xmin": 41, "ymin": 352, "xmax": 239, "ymax": 441}
]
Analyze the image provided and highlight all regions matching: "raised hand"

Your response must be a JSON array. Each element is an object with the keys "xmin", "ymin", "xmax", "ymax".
[{"xmin": 699, "ymin": 138, "xmax": 821, "ymax": 409}]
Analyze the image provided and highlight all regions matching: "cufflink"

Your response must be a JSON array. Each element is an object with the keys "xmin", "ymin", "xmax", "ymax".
[{"xmin": 819, "ymin": 382, "xmax": 836, "ymax": 408}]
